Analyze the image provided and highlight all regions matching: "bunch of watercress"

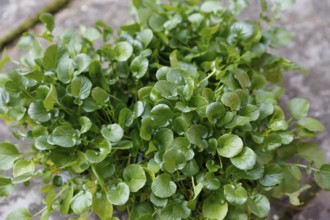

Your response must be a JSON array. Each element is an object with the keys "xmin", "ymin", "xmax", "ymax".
[{"xmin": 0, "ymin": 0, "xmax": 329, "ymax": 219}]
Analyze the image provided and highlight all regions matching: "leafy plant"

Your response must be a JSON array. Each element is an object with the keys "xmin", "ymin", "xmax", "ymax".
[{"xmin": 0, "ymin": 0, "xmax": 328, "ymax": 219}]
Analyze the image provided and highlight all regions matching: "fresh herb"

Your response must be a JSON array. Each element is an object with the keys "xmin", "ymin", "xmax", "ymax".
[{"xmin": 0, "ymin": 1, "xmax": 328, "ymax": 219}]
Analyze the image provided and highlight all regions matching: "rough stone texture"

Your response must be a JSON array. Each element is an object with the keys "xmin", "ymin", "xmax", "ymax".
[{"xmin": 0, "ymin": 0, "xmax": 329, "ymax": 219}]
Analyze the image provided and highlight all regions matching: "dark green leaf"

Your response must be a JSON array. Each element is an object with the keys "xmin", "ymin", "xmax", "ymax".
[{"xmin": 224, "ymin": 184, "xmax": 248, "ymax": 205}]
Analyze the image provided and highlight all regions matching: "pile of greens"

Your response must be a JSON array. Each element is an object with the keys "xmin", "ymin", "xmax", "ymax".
[{"xmin": 0, "ymin": 0, "xmax": 329, "ymax": 219}]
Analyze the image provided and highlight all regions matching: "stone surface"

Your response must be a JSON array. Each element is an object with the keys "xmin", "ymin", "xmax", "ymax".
[{"xmin": 0, "ymin": 0, "xmax": 329, "ymax": 219}]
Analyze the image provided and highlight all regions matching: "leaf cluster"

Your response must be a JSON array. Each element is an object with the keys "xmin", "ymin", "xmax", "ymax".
[{"xmin": 0, "ymin": 1, "xmax": 328, "ymax": 219}]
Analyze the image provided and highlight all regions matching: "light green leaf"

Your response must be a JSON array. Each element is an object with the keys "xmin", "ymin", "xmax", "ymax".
[
  {"xmin": 150, "ymin": 193, "xmax": 168, "ymax": 207},
  {"xmin": 201, "ymin": 1, "xmax": 223, "ymax": 13},
  {"xmin": 314, "ymin": 164, "xmax": 330, "ymax": 190},
  {"xmin": 287, "ymin": 98, "xmax": 309, "ymax": 119},
  {"xmin": 137, "ymin": 29, "xmax": 153, "ymax": 47},
  {"xmin": 43, "ymin": 44, "xmax": 58, "ymax": 70},
  {"xmin": 43, "ymin": 84, "xmax": 58, "ymax": 110},
  {"xmin": 230, "ymin": 147, "xmax": 257, "ymax": 170},
  {"xmin": 60, "ymin": 183, "xmax": 73, "ymax": 214},
  {"xmin": 163, "ymin": 148, "xmax": 187, "ymax": 173},
  {"xmin": 93, "ymin": 191, "xmax": 113, "ymax": 219},
  {"xmin": 150, "ymin": 104, "xmax": 173, "ymax": 126},
  {"xmin": 151, "ymin": 174, "xmax": 177, "ymax": 198},
  {"xmin": 247, "ymin": 194, "xmax": 270, "ymax": 218},
  {"xmin": 224, "ymin": 184, "xmax": 248, "ymax": 205},
  {"xmin": 91, "ymin": 87, "xmax": 109, "ymax": 104},
  {"xmin": 74, "ymin": 54, "xmax": 91, "ymax": 74},
  {"xmin": 285, "ymin": 184, "xmax": 311, "ymax": 206},
  {"xmin": 101, "ymin": 124, "xmax": 124, "ymax": 142},
  {"xmin": 130, "ymin": 56, "xmax": 149, "ymax": 79},
  {"xmin": 259, "ymin": 164, "xmax": 283, "ymax": 187},
  {"xmin": 28, "ymin": 100, "xmax": 51, "ymax": 123},
  {"xmin": 148, "ymin": 14, "xmax": 167, "ymax": 32},
  {"xmin": 154, "ymin": 80, "xmax": 178, "ymax": 100},
  {"xmin": 80, "ymin": 116, "xmax": 92, "ymax": 133},
  {"xmin": 5, "ymin": 208, "xmax": 31, "ymax": 220},
  {"xmin": 123, "ymin": 164, "xmax": 146, "ymax": 192},
  {"xmin": 114, "ymin": 42, "xmax": 133, "ymax": 61},
  {"xmin": 221, "ymin": 92, "xmax": 241, "ymax": 111},
  {"xmin": 56, "ymin": 58, "xmax": 74, "ymax": 84},
  {"xmin": 182, "ymin": 159, "xmax": 200, "ymax": 177},
  {"xmin": 206, "ymin": 102, "xmax": 225, "ymax": 124},
  {"xmin": 0, "ymin": 142, "xmax": 21, "ymax": 170},
  {"xmin": 203, "ymin": 197, "xmax": 228, "ymax": 220},
  {"xmin": 35, "ymin": 136, "xmax": 55, "ymax": 150},
  {"xmin": 40, "ymin": 13, "xmax": 55, "ymax": 32},
  {"xmin": 13, "ymin": 159, "xmax": 35, "ymax": 183},
  {"xmin": 297, "ymin": 142, "xmax": 326, "ymax": 168},
  {"xmin": 160, "ymin": 201, "xmax": 191, "ymax": 220},
  {"xmin": 71, "ymin": 76, "xmax": 92, "ymax": 99},
  {"xmin": 50, "ymin": 125, "xmax": 77, "ymax": 148},
  {"xmin": 217, "ymin": 134, "xmax": 243, "ymax": 158},
  {"xmin": 71, "ymin": 191, "xmax": 93, "ymax": 215},
  {"xmin": 297, "ymin": 117, "xmax": 325, "ymax": 132},
  {"xmin": 81, "ymin": 26, "xmax": 101, "ymax": 42},
  {"xmin": 107, "ymin": 182, "xmax": 130, "ymax": 206}
]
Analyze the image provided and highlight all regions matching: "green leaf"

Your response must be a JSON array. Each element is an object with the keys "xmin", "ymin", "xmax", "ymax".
[
  {"xmin": 153, "ymin": 128, "xmax": 173, "ymax": 151},
  {"xmin": 123, "ymin": 164, "xmax": 147, "ymax": 192},
  {"xmin": 114, "ymin": 42, "xmax": 133, "ymax": 61},
  {"xmin": 28, "ymin": 100, "xmax": 51, "ymax": 123},
  {"xmin": 202, "ymin": 197, "xmax": 228, "ymax": 220},
  {"xmin": 287, "ymin": 98, "xmax": 309, "ymax": 119},
  {"xmin": 6, "ymin": 208, "xmax": 31, "ymax": 220},
  {"xmin": 186, "ymin": 124, "xmax": 208, "ymax": 145},
  {"xmin": 80, "ymin": 116, "xmax": 92, "ymax": 133},
  {"xmin": 151, "ymin": 174, "xmax": 177, "ymax": 198},
  {"xmin": 201, "ymin": 1, "xmax": 223, "ymax": 13},
  {"xmin": 81, "ymin": 26, "xmax": 101, "ymax": 42},
  {"xmin": 130, "ymin": 56, "xmax": 149, "ymax": 79},
  {"xmin": 163, "ymin": 148, "xmax": 187, "ymax": 173},
  {"xmin": 71, "ymin": 191, "xmax": 93, "ymax": 215},
  {"xmin": 247, "ymin": 194, "xmax": 270, "ymax": 218},
  {"xmin": 43, "ymin": 44, "xmax": 58, "ymax": 69},
  {"xmin": 107, "ymin": 182, "xmax": 130, "ymax": 206},
  {"xmin": 297, "ymin": 117, "xmax": 325, "ymax": 132},
  {"xmin": 297, "ymin": 142, "xmax": 326, "ymax": 168},
  {"xmin": 91, "ymin": 87, "xmax": 109, "ymax": 104},
  {"xmin": 230, "ymin": 147, "xmax": 257, "ymax": 170},
  {"xmin": 140, "ymin": 117, "xmax": 153, "ymax": 141},
  {"xmin": 221, "ymin": 92, "xmax": 241, "ymax": 111},
  {"xmin": 160, "ymin": 201, "xmax": 191, "ymax": 220},
  {"xmin": 150, "ymin": 193, "xmax": 168, "ymax": 207},
  {"xmin": 0, "ymin": 142, "xmax": 21, "ymax": 170},
  {"xmin": 50, "ymin": 125, "xmax": 77, "ymax": 148},
  {"xmin": 74, "ymin": 54, "xmax": 91, "ymax": 74},
  {"xmin": 148, "ymin": 14, "xmax": 167, "ymax": 32},
  {"xmin": 101, "ymin": 124, "xmax": 124, "ymax": 142},
  {"xmin": 0, "ymin": 176, "xmax": 14, "ymax": 197},
  {"xmin": 60, "ymin": 183, "xmax": 73, "ymax": 214},
  {"xmin": 71, "ymin": 76, "xmax": 92, "ymax": 99},
  {"xmin": 224, "ymin": 184, "xmax": 248, "ymax": 205},
  {"xmin": 285, "ymin": 184, "xmax": 311, "ymax": 206},
  {"xmin": 43, "ymin": 84, "xmax": 58, "ymax": 110},
  {"xmin": 206, "ymin": 102, "xmax": 225, "ymax": 124},
  {"xmin": 93, "ymin": 191, "xmax": 113, "ymax": 219},
  {"xmin": 13, "ymin": 159, "xmax": 35, "ymax": 183},
  {"xmin": 154, "ymin": 81, "xmax": 178, "ymax": 100},
  {"xmin": 259, "ymin": 164, "xmax": 283, "ymax": 187},
  {"xmin": 35, "ymin": 136, "xmax": 55, "ymax": 150},
  {"xmin": 56, "ymin": 58, "xmax": 74, "ymax": 84},
  {"xmin": 314, "ymin": 164, "xmax": 330, "ymax": 190},
  {"xmin": 182, "ymin": 159, "xmax": 200, "ymax": 177},
  {"xmin": 217, "ymin": 134, "xmax": 243, "ymax": 158},
  {"xmin": 40, "ymin": 13, "xmax": 55, "ymax": 32},
  {"xmin": 137, "ymin": 29, "xmax": 153, "ymax": 47},
  {"xmin": 150, "ymin": 104, "xmax": 173, "ymax": 127}
]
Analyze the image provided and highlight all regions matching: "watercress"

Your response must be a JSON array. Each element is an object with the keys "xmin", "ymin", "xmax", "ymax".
[{"xmin": 0, "ymin": 0, "xmax": 328, "ymax": 219}]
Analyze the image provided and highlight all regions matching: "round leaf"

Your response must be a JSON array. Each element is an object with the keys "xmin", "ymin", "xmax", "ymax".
[
  {"xmin": 230, "ymin": 147, "xmax": 257, "ymax": 170},
  {"xmin": 28, "ymin": 100, "xmax": 51, "ymax": 123},
  {"xmin": 107, "ymin": 182, "xmax": 130, "ymax": 206},
  {"xmin": 130, "ymin": 56, "xmax": 149, "ymax": 79},
  {"xmin": 247, "ymin": 194, "xmax": 270, "ymax": 218},
  {"xmin": 287, "ymin": 98, "xmax": 309, "ymax": 119},
  {"xmin": 123, "ymin": 164, "xmax": 147, "ymax": 192},
  {"xmin": 186, "ymin": 124, "xmax": 208, "ymax": 145},
  {"xmin": 223, "ymin": 184, "xmax": 248, "ymax": 205},
  {"xmin": 203, "ymin": 197, "xmax": 228, "ymax": 220},
  {"xmin": 206, "ymin": 102, "xmax": 225, "ymax": 124},
  {"xmin": 221, "ymin": 92, "xmax": 241, "ymax": 111},
  {"xmin": 0, "ymin": 142, "xmax": 20, "ymax": 170},
  {"xmin": 71, "ymin": 76, "xmax": 92, "ymax": 100},
  {"xmin": 259, "ymin": 164, "xmax": 284, "ymax": 187},
  {"xmin": 151, "ymin": 174, "xmax": 177, "ymax": 198},
  {"xmin": 50, "ymin": 126, "xmax": 77, "ymax": 148},
  {"xmin": 217, "ymin": 134, "xmax": 243, "ymax": 158},
  {"xmin": 71, "ymin": 191, "xmax": 93, "ymax": 215},
  {"xmin": 150, "ymin": 104, "xmax": 173, "ymax": 127},
  {"xmin": 101, "ymin": 124, "xmax": 124, "ymax": 142},
  {"xmin": 113, "ymin": 42, "xmax": 133, "ymax": 61},
  {"xmin": 163, "ymin": 148, "xmax": 187, "ymax": 173},
  {"xmin": 297, "ymin": 117, "xmax": 325, "ymax": 132},
  {"xmin": 314, "ymin": 164, "xmax": 330, "ymax": 190}
]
